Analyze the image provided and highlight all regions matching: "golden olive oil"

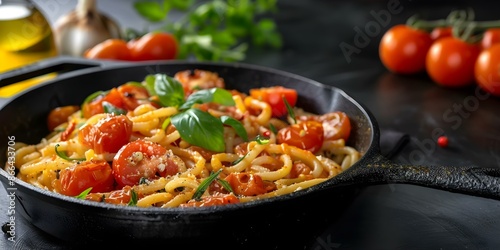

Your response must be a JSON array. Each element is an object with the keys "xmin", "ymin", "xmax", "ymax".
[{"xmin": 0, "ymin": 2, "xmax": 58, "ymax": 96}]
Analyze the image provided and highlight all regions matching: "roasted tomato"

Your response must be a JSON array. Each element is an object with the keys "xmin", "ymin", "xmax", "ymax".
[
  {"xmin": 58, "ymin": 159, "xmax": 115, "ymax": 196},
  {"xmin": 82, "ymin": 88, "xmax": 126, "ymax": 119},
  {"xmin": 174, "ymin": 69, "xmax": 225, "ymax": 97},
  {"xmin": 316, "ymin": 111, "xmax": 351, "ymax": 141},
  {"xmin": 249, "ymin": 86, "xmax": 298, "ymax": 118},
  {"xmin": 116, "ymin": 83, "xmax": 151, "ymax": 110},
  {"xmin": 78, "ymin": 114, "xmax": 133, "ymax": 154},
  {"xmin": 277, "ymin": 120, "xmax": 324, "ymax": 153},
  {"xmin": 112, "ymin": 139, "xmax": 182, "ymax": 188},
  {"xmin": 224, "ymin": 173, "xmax": 271, "ymax": 196},
  {"xmin": 181, "ymin": 193, "xmax": 240, "ymax": 207},
  {"xmin": 47, "ymin": 105, "xmax": 80, "ymax": 131},
  {"xmin": 104, "ymin": 186, "xmax": 143, "ymax": 205}
]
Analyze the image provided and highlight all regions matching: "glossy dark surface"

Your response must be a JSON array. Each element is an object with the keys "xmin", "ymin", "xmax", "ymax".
[{"xmin": 1, "ymin": 0, "xmax": 500, "ymax": 249}]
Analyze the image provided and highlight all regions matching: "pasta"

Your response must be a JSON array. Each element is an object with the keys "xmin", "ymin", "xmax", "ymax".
[{"xmin": 7, "ymin": 69, "xmax": 362, "ymax": 208}]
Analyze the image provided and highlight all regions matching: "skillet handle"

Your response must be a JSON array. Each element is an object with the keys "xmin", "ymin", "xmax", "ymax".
[
  {"xmin": 331, "ymin": 160, "xmax": 500, "ymax": 200},
  {"xmin": 0, "ymin": 56, "xmax": 105, "ymax": 88},
  {"xmin": 0, "ymin": 57, "xmax": 133, "ymax": 102}
]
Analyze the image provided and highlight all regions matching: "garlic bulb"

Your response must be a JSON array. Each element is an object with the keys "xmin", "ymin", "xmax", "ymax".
[{"xmin": 53, "ymin": 0, "xmax": 122, "ymax": 57}]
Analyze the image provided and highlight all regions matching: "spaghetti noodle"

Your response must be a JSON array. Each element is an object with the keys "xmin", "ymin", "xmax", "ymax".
[{"xmin": 8, "ymin": 69, "xmax": 361, "ymax": 208}]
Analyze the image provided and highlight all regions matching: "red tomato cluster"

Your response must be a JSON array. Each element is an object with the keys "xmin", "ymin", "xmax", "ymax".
[
  {"xmin": 84, "ymin": 32, "xmax": 178, "ymax": 61},
  {"xmin": 379, "ymin": 24, "xmax": 500, "ymax": 96}
]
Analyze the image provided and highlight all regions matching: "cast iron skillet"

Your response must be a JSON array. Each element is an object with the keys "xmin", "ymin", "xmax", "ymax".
[{"xmin": 0, "ymin": 59, "xmax": 500, "ymax": 246}]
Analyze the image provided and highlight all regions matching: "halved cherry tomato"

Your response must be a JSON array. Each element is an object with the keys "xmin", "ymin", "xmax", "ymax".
[
  {"xmin": 58, "ymin": 159, "xmax": 115, "ymax": 196},
  {"xmin": 47, "ymin": 105, "xmax": 80, "ymax": 131},
  {"xmin": 316, "ymin": 111, "xmax": 351, "ymax": 141},
  {"xmin": 249, "ymin": 86, "xmax": 298, "ymax": 118},
  {"xmin": 426, "ymin": 37, "xmax": 480, "ymax": 87},
  {"xmin": 82, "ymin": 88, "xmax": 125, "ymax": 119},
  {"xmin": 224, "ymin": 173, "xmax": 270, "ymax": 196},
  {"xmin": 112, "ymin": 139, "xmax": 181, "ymax": 188},
  {"xmin": 78, "ymin": 114, "xmax": 133, "ymax": 154},
  {"xmin": 104, "ymin": 186, "xmax": 142, "ymax": 205},
  {"xmin": 474, "ymin": 44, "xmax": 500, "ymax": 96},
  {"xmin": 430, "ymin": 27, "xmax": 452, "ymax": 41},
  {"xmin": 181, "ymin": 193, "xmax": 240, "ymax": 207},
  {"xmin": 84, "ymin": 39, "xmax": 132, "ymax": 61},
  {"xmin": 129, "ymin": 32, "xmax": 178, "ymax": 61},
  {"xmin": 481, "ymin": 28, "xmax": 500, "ymax": 50},
  {"xmin": 277, "ymin": 120, "xmax": 324, "ymax": 153},
  {"xmin": 379, "ymin": 24, "xmax": 433, "ymax": 74}
]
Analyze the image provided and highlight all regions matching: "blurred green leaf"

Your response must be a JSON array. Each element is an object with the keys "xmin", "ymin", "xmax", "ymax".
[
  {"xmin": 132, "ymin": 0, "xmax": 281, "ymax": 62},
  {"xmin": 133, "ymin": 1, "xmax": 169, "ymax": 22}
]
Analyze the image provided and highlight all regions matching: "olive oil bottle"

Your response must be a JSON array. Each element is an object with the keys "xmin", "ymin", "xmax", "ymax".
[{"xmin": 0, "ymin": 0, "xmax": 58, "ymax": 96}]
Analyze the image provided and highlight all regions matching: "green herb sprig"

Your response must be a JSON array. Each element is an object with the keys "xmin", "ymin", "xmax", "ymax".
[{"xmin": 132, "ymin": 0, "xmax": 282, "ymax": 62}]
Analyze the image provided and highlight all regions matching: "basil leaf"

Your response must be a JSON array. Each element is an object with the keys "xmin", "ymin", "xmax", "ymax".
[
  {"xmin": 153, "ymin": 74, "xmax": 185, "ymax": 107},
  {"xmin": 102, "ymin": 101, "xmax": 126, "ymax": 115},
  {"xmin": 75, "ymin": 187, "xmax": 92, "ymax": 200},
  {"xmin": 192, "ymin": 169, "xmax": 223, "ymax": 201},
  {"xmin": 221, "ymin": 116, "xmax": 248, "ymax": 142},
  {"xmin": 171, "ymin": 108, "xmax": 225, "ymax": 152},
  {"xmin": 143, "ymin": 74, "xmax": 157, "ymax": 95},
  {"xmin": 55, "ymin": 144, "xmax": 86, "ymax": 162},
  {"xmin": 180, "ymin": 88, "xmax": 235, "ymax": 111}
]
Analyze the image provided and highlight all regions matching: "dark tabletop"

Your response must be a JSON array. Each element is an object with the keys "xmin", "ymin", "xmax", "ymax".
[{"xmin": 1, "ymin": 0, "xmax": 500, "ymax": 249}]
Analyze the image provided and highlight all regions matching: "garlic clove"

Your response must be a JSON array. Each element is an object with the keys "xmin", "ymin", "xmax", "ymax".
[{"xmin": 53, "ymin": 0, "xmax": 122, "ymax": 57}]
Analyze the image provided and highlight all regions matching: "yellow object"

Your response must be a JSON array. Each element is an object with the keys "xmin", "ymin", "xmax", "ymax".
[{"xmin": 0, "ymin": 1, "xmax": 58, "ymax": 97}]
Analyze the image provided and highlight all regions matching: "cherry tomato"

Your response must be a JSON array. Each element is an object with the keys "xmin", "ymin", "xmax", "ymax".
[
  {"xmin": 174, "ymin": 69, "xmax": 225, "ymax": 97},
  {"xmin": 430, "ymin": 27, "xmax": 452, "ymax": 41},
  {"xmin": 481, "ymin": 28, "xmax": 500, "ymax": 50},
  {"xmin": 58, "ymin": 159, "xmax": 115, "ymax": 196},
  {"xmin": 299, "ymin": 111, "xmax": 352, "ymax": 142},
  {"xmin": 474, "ymin": 44, "xmax": 500, "ymax": 96},
  {"xmin": 129, "ymin": 32, "xmax": 178, "ymax": 61},
  {"xmin": 84, "ymin": 39, "xmax": 132, "ymax": 61},
  {"xmin": 249, "ymin": 86, "xmax": 298, "ymax": 118},
  {"xmin": 82, "ymin": 88, "xmax": 125, "ymax": 119},
  {"xmin": 426, "ymin": 37, "xmax": 480, "ymax": 87},
  {"xmin": 112, "ymin": 139, "xmax": 180, "ymax": 188},
  {"xmin": 78, "ymin": 114, "xmax": 133, "ymax": 154},
  {"xmin": 379, "ymin": 24, "xmax": 433, "ymax": 74},
  {"xmin": 104, "ymin": 186, "xmax": 143, "ymax": 205},
  {"xmin": 47, "ymin": 105, "xmax": 80, "ymax": 131},
  {"xmin": 277, "ymin": 120, "xmax": 324, "ymax": 153},
  {"xmin": 60, "ymin": 121, "xmax": 76, "ymax": 141},
  {"xmin": 181, "ymin": 193, "xmax": 240, "ymax": 207},
  {"xmin": 116, "ymin": 83, "xmax": 151, "ymax": 110},
  {"xmin": 224, "ymin": 173, "xmax": 269, "ymax": 196}
]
